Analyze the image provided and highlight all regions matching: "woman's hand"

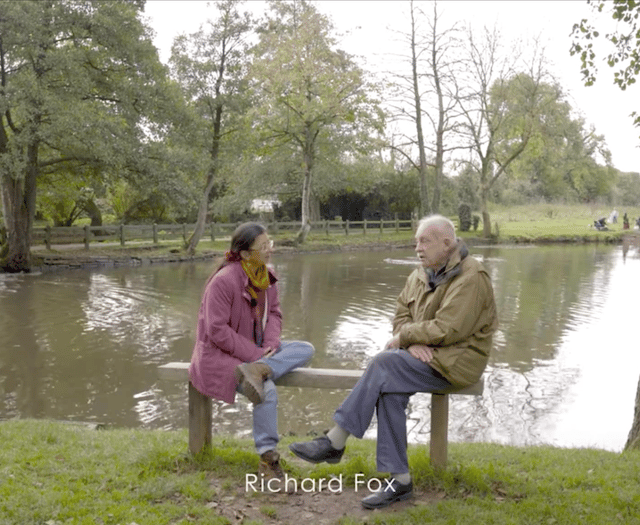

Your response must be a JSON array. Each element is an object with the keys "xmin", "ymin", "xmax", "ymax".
[
  {"xmin": 407, "ymin": 344, "xmax": 434, "ymax": 363},
  {"xmin": 262, "ymin": 346, "xmax": 277, "ymax": 358}
]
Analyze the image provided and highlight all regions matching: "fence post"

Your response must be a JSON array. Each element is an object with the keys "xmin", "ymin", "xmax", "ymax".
[
  {"xmin": 380, "ymin": 218, "xmax": 384, "ymax": 235},
  {"xmin": 182, "ymin": 224, "xmax": 187, "ymax": 242},
  {"xmin": 345, "ymin": 219, "xmax": 349, "ymax": 236},
  {"xmin": 119, "ymin": 224, "xmax": 125, "ymax": 246},
  {"xmin": 395, "ymin": 213, "xmax": 400, "ymax": 233},
  {"xmin": 210, "ymin": 223, "xmax": 216, "ymax": 242},
  {"xmin": 363, "ymin": 219, "xmax": 367, "ymax": 236},
  {"xmin": 45, "ymin": 225, "xmax": 51, "ymax": 250},
  {"xmin": 152, "ymin": 224, "xmax": 158, "ymax": 244},
  {"xmin": 324, "ymin": 220, "xmax": 329, "ymax": 236},
  {"xmin": 84, "ymin": 225, "xmax": 90, "ymax": 250}
]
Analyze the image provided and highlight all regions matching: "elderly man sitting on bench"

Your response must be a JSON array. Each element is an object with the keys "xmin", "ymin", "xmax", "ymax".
[{"xmin": 289, "ymin": 214, "xmax": 498, "ymax": 510}]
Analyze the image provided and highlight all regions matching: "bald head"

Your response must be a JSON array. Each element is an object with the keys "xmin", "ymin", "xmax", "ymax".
[{"xmin": 414, "ymin": 215, "xmax": 457, "ymax": 270}]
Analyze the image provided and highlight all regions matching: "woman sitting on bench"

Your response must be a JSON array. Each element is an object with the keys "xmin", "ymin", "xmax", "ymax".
[{"xmin": 189, "ymin": 222, "xmax": 314, "ymax": 484}]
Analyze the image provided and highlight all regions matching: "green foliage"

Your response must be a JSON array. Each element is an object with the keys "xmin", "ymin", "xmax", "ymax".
[
  {"xmin": 168, "ymin": 0, "xmax": 254, "ymax": 247},
  {"xmin": 247, "ymin": 0, "xmax": 384, "ymax": 227},
  {"xmin": 571, "ymin": 0, "xmax": 640, "ymax": 127},
  {"xmin": 616, "ymin": 170, "xmax": 640, "ymax": 205},
  {"xmin": 484, "ymin": 78, "xmax": 615, "ymax": 205},
  {"xmin": 0, "ymin": 0, "xmax": 183, "ymax": 270}
]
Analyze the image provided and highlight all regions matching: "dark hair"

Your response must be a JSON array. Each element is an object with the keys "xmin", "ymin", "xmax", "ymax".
[
  {"xmin": 228, "ymin": 222, "xmax": 267, "ymax": 256},
  {"xmin": 208, "ymin": 222, "xmax": 267, "ymax": 281}
]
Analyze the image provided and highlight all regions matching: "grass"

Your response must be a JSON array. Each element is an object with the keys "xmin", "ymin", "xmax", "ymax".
[
  {"xmin": 485, "ymin": 203, "xmax": 640, "ymax": 242},
  {"xmin": 2, "ymin": 420, "xmax": 640, "ymax": 525}
]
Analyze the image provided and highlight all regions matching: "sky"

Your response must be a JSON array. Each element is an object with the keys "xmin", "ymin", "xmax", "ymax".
[{"xmin": 143, "ymin": 0, "xmax": 640, "ymax": 174}]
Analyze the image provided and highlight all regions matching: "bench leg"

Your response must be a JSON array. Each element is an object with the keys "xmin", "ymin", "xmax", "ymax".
[
  {"xmin": 430, "ymin": 393, "xmax": 448, "ymax": 469},
  {"xmin": 189, "ymin": 382, "xmax": 212, "ymax": 455}
]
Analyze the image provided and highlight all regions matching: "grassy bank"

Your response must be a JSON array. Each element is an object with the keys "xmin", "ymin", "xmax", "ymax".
[
  {"xmin": 486, "ymin": 204, "xmax": 640, "ymax": 242},
  {"xmin": 2, "ymin": 420, "xmax": 639, "ymax": 525}
]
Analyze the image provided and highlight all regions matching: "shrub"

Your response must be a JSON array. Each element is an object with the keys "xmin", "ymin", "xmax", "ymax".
[{"xmin": 458, "ymin": 203, "xmax": 472, "ymax": 232}]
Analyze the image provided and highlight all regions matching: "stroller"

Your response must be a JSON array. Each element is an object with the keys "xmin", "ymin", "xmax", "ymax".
[{"xmin": 593, "ymin": 218, "xmax": 608, "ymax": 231}]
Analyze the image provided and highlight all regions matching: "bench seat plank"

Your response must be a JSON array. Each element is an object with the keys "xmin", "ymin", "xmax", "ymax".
[
  {"xmin": 158, "ymin": 362, "xmax": 483, "ymax": 394},
  {"xmin": 158, "ymin": 362, "xmax": 484, "ymax": 469}
]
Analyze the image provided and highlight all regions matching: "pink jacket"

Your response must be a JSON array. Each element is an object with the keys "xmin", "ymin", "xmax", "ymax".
[{"xmin": 189, "ymin": 261, "xmax": 282, "ymax": 403}]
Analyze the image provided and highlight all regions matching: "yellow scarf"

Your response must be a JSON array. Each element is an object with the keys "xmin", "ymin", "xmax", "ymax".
[{"xmin": 241, "ymin": 259, "xmax": 270, "ymax": 301}]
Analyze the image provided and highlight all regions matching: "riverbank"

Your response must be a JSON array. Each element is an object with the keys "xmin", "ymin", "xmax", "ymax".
[
  {"xmin": 16, "ymin": 201, "xmax": 640, "ymax": 272},
  {"xmin": 29, "ymin": 233, "xmax": 420, "ymax": 272},
  {"xmin": 32, "ymin": 231, "xmax": 640, "ymax": 272},
  {"xmin": 29, "ymin": 227, "xmax": 640, "ymax": 273},
  {"xmin": 2, "ymin": 419, "xmax": 639, "ymax": 525}
]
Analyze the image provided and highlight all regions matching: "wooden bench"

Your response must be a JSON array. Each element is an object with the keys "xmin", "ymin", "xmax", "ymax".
[{"xmin": 158, "ymin": 362, "xmax": 484, "ymax": 469}]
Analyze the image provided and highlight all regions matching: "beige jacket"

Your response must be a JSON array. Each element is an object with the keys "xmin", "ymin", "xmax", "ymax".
[{"xmin": 393, "ymin": 241, "xmax": 498, "ymax": 388}]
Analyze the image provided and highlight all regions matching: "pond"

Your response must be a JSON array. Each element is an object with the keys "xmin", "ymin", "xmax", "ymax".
[{"xmin": 1, "ymin": 240, "xmax": 639, "ymax": 452}]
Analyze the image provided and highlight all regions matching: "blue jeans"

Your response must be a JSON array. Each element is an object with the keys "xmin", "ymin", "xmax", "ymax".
[
  {"xmin": 333, "ymin": 349, "xmax": 451, "ymax": 473},
  {"xmin": 237, "ymin": 340, "xmax": 314, "ymax": 454}
]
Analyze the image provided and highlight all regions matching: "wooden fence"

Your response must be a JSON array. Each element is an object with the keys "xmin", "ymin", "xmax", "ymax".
[{"xmin": 31, "ymin": 218, "xmax": 417, "ymax": 250}]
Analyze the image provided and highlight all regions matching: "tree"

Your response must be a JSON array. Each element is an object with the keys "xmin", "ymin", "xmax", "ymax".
[
  {"xmin": 0, "ymin": 0, "xmax": 177, "ymax": 272},
  {"xmin": 627, "ymin": 375, "xmax": 640, "ymax": 450},
  {"xmin": 571, "ymin": 0, "xmax": 640, "ymax": 128},
  {"xmin": 386, "ymin": 0, "xmax": 462, "ymax": 215},
  {"xmin": 497, "ymin": 83, "xmax": 614, "ymax": 204},
  {"xmin": 249, "ymin": 0, "xmax": 381, "ymax": 243},
  {"xmin": 457, "ymin": 28, "xmax": 556, "ymax": 236},
  {"xmin": 170, "ymin": 0, "xmax": 252, "ymax": 255}
]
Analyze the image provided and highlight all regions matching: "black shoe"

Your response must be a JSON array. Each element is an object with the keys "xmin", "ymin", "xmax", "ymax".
[
  {"xmin": 288, "ymin": 436, "xmax": 344, "ymax": 464},
  {"xmin": 361, "ymin": 478, "xmax": 413, "ymax": 510}
]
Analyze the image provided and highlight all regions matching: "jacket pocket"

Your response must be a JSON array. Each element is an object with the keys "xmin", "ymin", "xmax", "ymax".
[{"xmin": 434, "ymin": 346, "xmax": 487, "ymax": 388}]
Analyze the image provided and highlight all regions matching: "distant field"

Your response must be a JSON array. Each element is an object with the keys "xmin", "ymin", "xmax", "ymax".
[{"xmin": 472, "ymin": 204, "xmax": 640, "ymax": 241}]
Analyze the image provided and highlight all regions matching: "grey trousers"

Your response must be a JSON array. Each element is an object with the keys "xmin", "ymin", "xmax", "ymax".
[{"xmin": 333, "ymin": 349, "xmax": 451, "ymax": 473}]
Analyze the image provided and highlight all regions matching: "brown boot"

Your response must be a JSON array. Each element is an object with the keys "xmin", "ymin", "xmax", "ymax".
[
  {"xmin": 259, "ymin": 450, "xmax": 293, "ymax": 493},
  {"xmin": 234, "ymin": 362, "xmax": 272, "ymax": 404}
]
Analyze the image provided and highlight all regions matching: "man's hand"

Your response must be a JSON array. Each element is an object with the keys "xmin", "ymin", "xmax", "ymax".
[
  {"xmin": 384, "ymin": 335, "xmax": 400, "ymax": 350},
  {"xmin": 407, "ymin": 344, "xmax": 434, "ymax": 363}
]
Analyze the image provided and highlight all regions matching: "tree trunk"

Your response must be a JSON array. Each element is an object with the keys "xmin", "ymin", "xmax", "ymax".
[
  {"xmin": 625, "ymin": 375, "xmax": 640, "ymax": 450},
  {"xmin": 410, "ymin": 5, "xmax": 430, "ymax": 218},
  {"xmin": 431, "ymin": 120, "xmax": 443, "ymax": 214},
  {"xmin": 0, "ymin": 143, "xmax": 37, "ymax": 273},
  {"xmin": 83, "ymin": 198, "xmax": 103, "ymax": 227},
  {"xmin": 296, "ymin": 130, "xmax": 315, "ymax": 244},
  {"xmin": 186, "ymin": 169, "xmax": 217, "ymax": 255},
  {"xmin": 430, "ymin": 3, "xmax": 445, "ymax": 215},
  {"xmin": 186, "ymin": 42, "xmax": 225, "ymax": 256},
  {"xmin": 481, "ymin": 185, "xmax": 492, "ymax": 238},
  {"xmin": 0, "ymin": 202, "xmax": 32, "ymax": 273},
  {"xmin": 296, "ymin": 166, "xmax": 312, "ymax": 244}
]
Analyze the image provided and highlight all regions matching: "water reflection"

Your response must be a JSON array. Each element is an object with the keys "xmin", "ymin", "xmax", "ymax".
[{"xmin": 1, "ymin": 242, "xmax": 639, "ymax": 451}]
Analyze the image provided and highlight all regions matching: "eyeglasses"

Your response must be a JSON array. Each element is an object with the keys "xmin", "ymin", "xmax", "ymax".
[{"xmin": 250, "ymin": 239, "xmax": 274, "ymax": 252}]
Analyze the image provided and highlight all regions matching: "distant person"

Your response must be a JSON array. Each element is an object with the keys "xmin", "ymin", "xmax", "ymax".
[
  {"xmin": 289, "ymin": 214, "xmax": 498, "ymax": 509},
  {"xmin": 594, "ymin": 218, "xmax": 607, "ymax": 231},
  {"xmin": 609, "ymin": 209, "xmax": 619, "ymax": 224},
  {"xmin": 623, "ymin": 213, "xmax": 630, "ymax": 230},
  {"xmin": 189, "ymin": 222, "xmax": 314, "ymax": 483}
]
